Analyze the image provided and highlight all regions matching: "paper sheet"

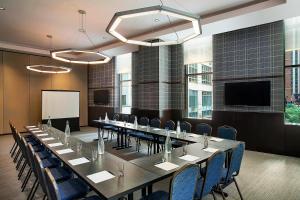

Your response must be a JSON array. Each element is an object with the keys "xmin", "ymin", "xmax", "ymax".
[
  {"xmin": 179, "ymin": 155, "xmax": 200, "ymax": 162},
  {"xmin": 26, "ymin": 126, "xmax": 36, "ymax": 128},
  {"xmin": 41, "ymin": 137, "xmax": 55, "ymax": 141},
  {"xmin": 48, "ymin": 142, "xmax": 63, "ymax": 147},
  {"xmin": 29, "ymin": 128, "xmax": 39, "ymax": 131},
  {"xmin": 155, "ymin": 162, "xmax": 179, "ymax": 171},
  {"xmin": 87, "ymin": 171, "xmax": 115, "ymax": 183},
  {"xmin": 56, "ymin": 148, "xmax": 74, "ymax": 155},
  {"xmin": 36, "ymin": 133, "xmax": 48, "ymax": 136},
  {"xmin": 68, "ymin": 157, "xmax": 90, "ymax": 166},
  {"xmin": 188, "ymin": 134, "xmax": 201, "ymax": 138},
  {"xmin": 209, "ymin": 137, "xmax": 224, "ymax": 142},
  {"xmin": 153, "ymin": 128, "xmax": 161, "ymax": 131},
  {"xmin": 203, "ymin": 147, "xmax": 219, "ymax": 153}
]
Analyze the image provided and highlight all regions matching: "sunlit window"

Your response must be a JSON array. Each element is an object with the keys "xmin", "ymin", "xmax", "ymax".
[{"xmin": 184, "ymin": 36, "xmax": 213, "ymax": 119}]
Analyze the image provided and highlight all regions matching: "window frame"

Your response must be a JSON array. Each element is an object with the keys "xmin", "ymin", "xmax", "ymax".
[{"xmin": 185, "ymin": 63, "xmax": 213, "ymax": 120}]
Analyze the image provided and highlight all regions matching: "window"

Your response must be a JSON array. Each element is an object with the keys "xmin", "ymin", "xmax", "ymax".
[
  {"xmin": 116, "ymin": 53, "xmax": 132, "ymax": 114},
  {"xmin": 285, "ymin": 16, "xmax": 300, "ymax": 124},
  {"xmin": 184, "ymin": 36, "xmax": 213, "ymax": 119}
]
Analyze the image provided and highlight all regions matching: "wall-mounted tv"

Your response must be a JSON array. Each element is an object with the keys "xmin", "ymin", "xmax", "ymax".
[
  {"xmin": 94, "ymin": 90, "xmax": 109, "ymax": 105},
  {"xmin": 225, "ymin": 81, "xmax": 271, "ymax": 106}
]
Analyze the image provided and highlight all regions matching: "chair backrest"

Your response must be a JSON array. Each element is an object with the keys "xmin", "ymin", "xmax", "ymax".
[
  {"xmin": 200, "ymin": 151, "xmax": 226, "ymax": 198},
  {"xmin": 195, "ymin": 123, "xmax": 212, "ymax": 136},
  {"xmin": 224, "ymin": 143, "xmax": 245, "ymax": 183},
  {"xmin": 150, "ymin": 118, "xmax": 161, "ymax": 128},
  {"xmin": 112, "ymin": 113, "xmax": 120, "ymax": 121},
  {"xmin": 44, "ymin": 168, "xmax": 61, "ymax": 200},
  {"xmin": 170, "ymin": 164, "xmax": 200, "ymax": 200},
  {"xmin": 33, "ymin": 153, "xmax": 48, "ymax": 194},
  {"xmin": 27, "ymin": 143, "xmax": 38, "ymax": 177},
  {"xmin": 121, "ymin": 114, "xmax": 129, "ymax": 122},
  {"xmin": 165, "ymin": 120, "xmax": 175, "ymax": 130},
  {"xmin": 20, "ymin": 136, "xmax": 31, "ymax": 163},
  {"xmin": 139, "ymin": 117, "xmax": 149, "ymax": 126},
  {"xmin": 217, "ymin": 125, "xmax": 237, "ymax": 140},
  {"xmin": 180, "ymin": 121, "xmax": 192, "ymax": 132},
  {"xmin": 128, "ymin": 115, "xmax": 136, "ymax": 123}
]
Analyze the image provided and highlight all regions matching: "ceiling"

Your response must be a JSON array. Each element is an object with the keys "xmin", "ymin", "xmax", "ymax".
[{"xmin": 0, "ymin": 0, "xmax": 294, "ymax": 56}]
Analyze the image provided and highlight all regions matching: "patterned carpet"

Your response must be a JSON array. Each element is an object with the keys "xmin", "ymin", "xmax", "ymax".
[{"xmin": 1, "ymin": 127, "xmax": 300, "ymax": 200}]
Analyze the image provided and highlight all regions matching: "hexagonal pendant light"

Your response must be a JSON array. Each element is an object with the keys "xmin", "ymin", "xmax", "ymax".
[
  {"xmin": 51, "ymin": 49, "xmax": 111, "ymax": 65},
  {"xmin": 106, "ymin": 5, "xmax": 201, "ymax": 47}
]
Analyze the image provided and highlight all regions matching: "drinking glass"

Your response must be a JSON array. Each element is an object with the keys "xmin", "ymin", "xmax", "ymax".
[
  {"xmin": 182, "ymin": 130, "xmax": 187, "ymax": 138},
  {"xmin": 91, "ymin": 147, "xmax": 98, "ymax": 162},
  {"xmin": 117, "ymin": 162, "xmax": 125, "ymax": 177},
  {"xmin": 76, "ymin": 142, "xmax": 83, "ymax": 155}
]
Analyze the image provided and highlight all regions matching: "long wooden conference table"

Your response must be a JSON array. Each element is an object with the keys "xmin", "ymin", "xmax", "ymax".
[{"xmin": 25, "ymin": 120, "xmax": 243, "ymax": 200}]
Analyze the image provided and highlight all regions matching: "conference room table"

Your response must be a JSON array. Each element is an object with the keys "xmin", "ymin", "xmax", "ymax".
[{"xmin": 25, "ymin": 123, "xmax": 243, "ymax": 200}]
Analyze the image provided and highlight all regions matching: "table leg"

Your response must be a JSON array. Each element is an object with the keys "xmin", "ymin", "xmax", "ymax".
[
  {"xmin": 128, "ymin": 193, "xmax": 133, "ymax": 200},
  {"xmin": 148, "ymin": 185, "xmax": 153, "ymax": 194},
  {"xmin": 142, "ymin": 188, "xmax": 146, "ymax": 197}
]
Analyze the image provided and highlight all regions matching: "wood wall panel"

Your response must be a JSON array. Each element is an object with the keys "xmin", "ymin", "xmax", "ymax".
[
  {"xmin": 28, "ymin": 55, "xmax": 52, "ymax": 125},
  {"xmin": 0, "ymin": 50, "xmax": 88, "ymax": 134},
  {"xmin": 3, "ymin": 51, "xmax": 30, "ymax": 133},
  {"xmin": 0, "ymin": 51, "xmax": 3, "ymax": 134}
]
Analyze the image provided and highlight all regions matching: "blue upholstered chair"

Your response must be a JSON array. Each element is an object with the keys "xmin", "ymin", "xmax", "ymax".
[
  {"xmin": 102, "ymin": 113, "xmax": 120, "ymax": 140},
  {"xmin": 195, "ymin": 123, "xmax": 212, "ymax": 136},
  {"xmin": 180, "ymin": 121, "xmax": 192, "ymax": 132},
  {"xmin": 150, "ymin": 118, "xmax": 161, "ymax": 128},
  {"xmin": 217, "ymin": 125, "xmax": 237, "ymax": 140},
  {"xmin": 131, "ymin": 117, "xmax": 150, "ymax": 152},
  {"xmin": 165, "ymin": 120, "xmax": 176, "ymax": 130},
  {"xmin": 195, "ymin": 151, "xmax": 226, "ymax": 200},
  {"xmin": 141, "ymin": 164, "xmax": 200, "ymax": 200},
  {"xmin": 33, "ymin": 153, "xmax": 73, "ymax": 199},
  {"xmin": 220, "ymin": 143, "xmax": 245, "ymax": 200},
  {"xmin": 44, "ymin": 168, "xmax": 90, "ymax": 200},
  {"xmin": 172, "ymin": 121, "xmax": 192, "ymax": 148}
]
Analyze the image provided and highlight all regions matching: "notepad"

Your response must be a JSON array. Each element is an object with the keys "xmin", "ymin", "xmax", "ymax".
[
  {"xmin": 48, "ymin": 142, "xmax": 63, "ymax": 147},
  {"xmin": 188, "ymin": 134, "xmax": 201, "ymax": 138},
  {"xmin": 36, "ymin": 133, "xmax": 48, "ymax": 136},
  {"xmin": 139, "ymin": 126, "xmax": 146, "ymax": 128},
  {"xmin": 29, "ymin": 128, "xmax": 39, "ymax": 131},
  {"xmin": 179, "ymin": 155, "xmax": 200, "ymax": 162},
  {"xmin": 26, "ymin": 125, "xmax": 36, "ymax": 128},
  {"xmin": 210, "ymin": 137, "xmax": 224, "ymax": 142},
  {"xmin": 203, "ymin": 147, "xmax": 219, "ymax": 153},
  {"xmin": 170, "ymin": 131, "xmax": 177, "ymax": 134},
  {"xmin": 155, "ymin": 162, "xmax": 179, "ymax": 171},
  {"xmin": 41, "ymin": 137, "xmax": 55, "ymax": 141},
  {"xmin": 68, "ymin": 157, "xmax": 90, "ymax": 166},
  {"xmin": 33, "ymin": 130, "xmax": 44, "ymax": 134},
  {"xmin": 87, "ymin": 171, "xmax": 115, "ymax": 184},
  {"xmin": 56, "ymin": 148, "xmax": 74, "ymax": 155},
  {"xmin": 153, "ymin": 128, "xmax": 161, "ymax": 131}
]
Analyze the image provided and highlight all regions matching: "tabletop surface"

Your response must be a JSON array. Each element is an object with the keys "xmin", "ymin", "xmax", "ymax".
[{"xmin": 26, "ymin": 121, "xmax": 243, "ymax": 200}]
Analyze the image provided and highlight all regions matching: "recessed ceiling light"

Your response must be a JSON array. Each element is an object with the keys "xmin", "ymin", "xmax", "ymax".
[
  {"xmin": 0, "ymin": 7, "xmax": 6, "ymax": 11},
  {"xmin": 154, "ymin": 18, "xmax": 160, "ymax": 22}
]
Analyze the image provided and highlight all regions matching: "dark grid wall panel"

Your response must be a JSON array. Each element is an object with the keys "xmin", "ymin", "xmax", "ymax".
[
  {"xmin": 132, "ymin": 47, "xmax": 160, "ymax": 110},
  {"xmin": 170, "ymin": 45, "xmax": 185, "ymax": 110},
  {"xmin": 213, "ymin": 20, "xmax": 284, "ymax": 112},
  {"xmin": 88, "ymin": 58, "xmax": 116, "ymax": 107}
]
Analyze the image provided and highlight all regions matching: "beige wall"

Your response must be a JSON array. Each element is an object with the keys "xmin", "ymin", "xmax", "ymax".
[{"xmin": 0, "ymin": 50, "xmax": 88, "ymax": 134}]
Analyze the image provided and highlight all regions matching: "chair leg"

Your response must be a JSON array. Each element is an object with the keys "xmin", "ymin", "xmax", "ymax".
[
  {"xmin": 21, "ymin": 169, "xmax": 32, "ymax": 191},
  {"xmin": 16, "ymin": 156, "xmax": 24, "ymax": 170},
  {"xmin": 212, "ymin": 191, "xmax": 217, "ymax": 200},
  {"xmin": 18, "ymin": 161, "xmax": 27, "ymax": 179},
  {"xmin": 234, "ymin": 177, "xmax": 243, "ymax": 200},
  {"xmin": 26, "ymin": 179, "xmax": 38, "ymax": 200},
  {"xmin": 11, "ymin": 145, "xmax": 18, "ymax": 157},
  {"xmin": 13, "ymin": 149, "xmax": 21, "ymax": 162},
  {"xmin": 218, "ymin": 184, "xmax": 226, "ymax": 200},
  {"xmin": 43, "ymin": 194, "xmax": 47, "ymax": 200},
  {"xmin": 10, "ymin": 142, "xmax": 16, "ymax": 153}
]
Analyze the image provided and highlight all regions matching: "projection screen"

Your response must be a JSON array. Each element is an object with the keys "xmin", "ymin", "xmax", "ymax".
[{"xmin": 42, "ymin": 90, "xmax": 80, "ymax": 120}]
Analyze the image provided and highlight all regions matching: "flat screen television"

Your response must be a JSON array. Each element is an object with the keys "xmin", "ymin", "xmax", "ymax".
[
  {"xmin": 94, "ymin": 90, "xmax": 109, "ymax": 105},
  {"xmin": 225, "ymin": 81, "xmax": 271, "ymax": 106}
]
